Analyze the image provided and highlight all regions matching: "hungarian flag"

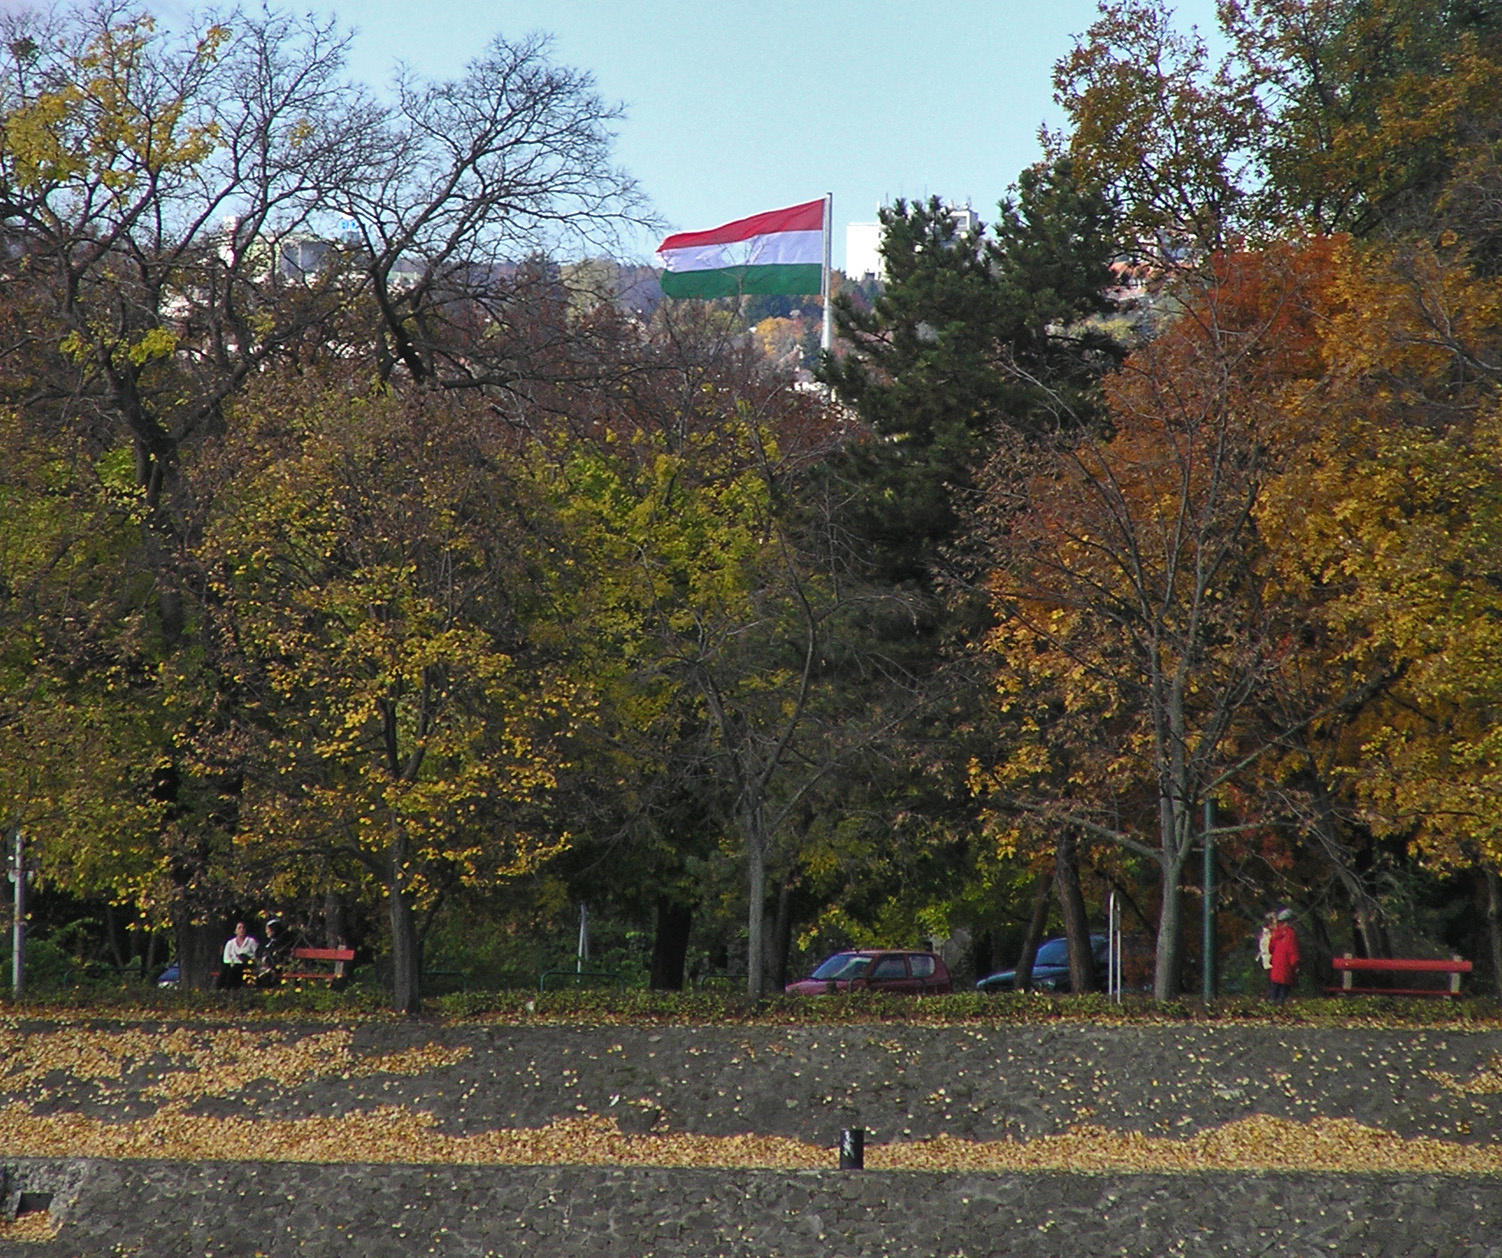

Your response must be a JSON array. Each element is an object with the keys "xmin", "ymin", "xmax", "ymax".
[{"xmin": 657, "ymin": 198, "xmax": 826, "ymax": 299}]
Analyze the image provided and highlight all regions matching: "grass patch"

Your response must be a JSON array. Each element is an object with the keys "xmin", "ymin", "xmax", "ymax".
[{"xmin": 5, "ymin": 985, "xmax": 1502, "ymax": 1028}]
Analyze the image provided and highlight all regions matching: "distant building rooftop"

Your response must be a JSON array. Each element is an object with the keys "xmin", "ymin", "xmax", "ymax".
[{"xmin": 845, "ymin": 202, "xmax": 979, "ymax": 283}]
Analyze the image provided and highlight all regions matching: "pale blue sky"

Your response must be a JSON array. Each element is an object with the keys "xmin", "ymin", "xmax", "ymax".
[{"xmin": 317, "ymin": 1, "xmax": 1222, "ymax": 267}]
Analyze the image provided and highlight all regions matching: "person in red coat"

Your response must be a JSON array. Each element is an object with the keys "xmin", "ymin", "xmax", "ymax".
[{"xmin": 1268, "ymin": 908, "xmax": 1300, "ymax": 1004}]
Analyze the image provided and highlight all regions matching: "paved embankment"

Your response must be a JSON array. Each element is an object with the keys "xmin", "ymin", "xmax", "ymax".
[
  {"xmin": 6, "ymin": 1158, "xmax": 1502, "ymax": 1256},
  {"xmin": 3, "ymin": 1017, "xmax": 1502, "ymax": 1254},
  {"xmin": 7, "ymin": 1020, "xmax": 1502, "ymax": 1142}
]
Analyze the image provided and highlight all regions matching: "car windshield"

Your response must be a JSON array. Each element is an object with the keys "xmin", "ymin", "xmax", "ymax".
[
  {"xmin": 1034, "ymin": 939, "xmax": 1069, "ymax": 966},
  {"xmin": 811, "ymin": 953, "xmax": 871, "ymax": 980}
]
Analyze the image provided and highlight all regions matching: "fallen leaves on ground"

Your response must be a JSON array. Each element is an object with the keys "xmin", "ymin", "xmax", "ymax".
[
  {"xmin": 0, "ymin": 1106, "xmax": 1496, "ymax": 1174},
  {"xmin": 0, "ymin": 1027, "xmax": 469, "ymax": 1102},
  {"xmin": 864, "ymin": 1114, "xmax": 1497, "ymax": 1173},
  {"xmin": 1428, "ymin": 1053, "xmax": 1502, "ymax": 1094},
  {"xmin": 0, "ymin": 1105, "xmax": 817, "ymax": 1168},
  {"xmin": 0, "ymin": 1212, "xmax": 58, "ymax": 1242}
]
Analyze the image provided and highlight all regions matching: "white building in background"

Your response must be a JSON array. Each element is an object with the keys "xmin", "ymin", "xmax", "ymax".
[
  {"xmin": 947, "ymin": 202, "xmax": 980, "ymax": 235},
  {"xmin": 844, "ymin": 202, "xmax": 981, "ymax": 284},
  {"xmin": 845, "ymin": 220, "xmax": 883, "ymax": 282}
]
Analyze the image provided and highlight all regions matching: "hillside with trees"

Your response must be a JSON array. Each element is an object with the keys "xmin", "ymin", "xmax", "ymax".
[{"xmin": 6, "ymin": 0, "xmax": 1502, "ymax": 1010}]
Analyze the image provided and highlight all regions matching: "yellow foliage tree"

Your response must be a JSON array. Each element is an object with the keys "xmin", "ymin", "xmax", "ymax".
[
  {"xmin": 198, "ymin": 386, "xmax": 579, "ymax": 1011},
  {"xmin": 1263, "ymin": 235, "xmax": 1502, "ymax": 887}
]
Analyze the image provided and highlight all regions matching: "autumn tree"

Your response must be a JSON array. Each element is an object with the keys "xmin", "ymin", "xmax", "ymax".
[
  {"xmin": 1054, "ymin": 0, "xmax": 1255, "ymax": 256},
  {"xmin": 1257, "ymin": 228, "xmax": 1502, "ymax": 976},
  {"xmin": 0, "ymin": 6, "xmax": 385, "ymax": 973},
  {"xmin": 1, "ymin": 6, "xmax": 647, "ymax": 488},
  {"xmin": 0, "ymin": 409, "xmax": 171, "ymax": 915},
  {"xmin": 1051, "ymin": 0, "xmax": 1502, "ymax": 980},
  {"xmin": 520, "ymin": 318, "xmax": 777, "ymax": 991},
  {"xmin": 973, "ymin": 243, "xmax": 1347, "ymax": 999},
  {"xmin": 0, "ymin": 6, "xmax": 373, "ymax": 506},
  {"xmin": 196, "ymin": 384, "xmax": 578, "ymax": 1013},
  {"xmin": 1059, "ymin": 0, "xmax": 1502, "ymax": 254},
  {"xmin": 529, "ymin": 294, "xmax": 935, "ymax": 995},
  {"xmin": 339, "ymin": 31, "xmax": 649, "ymax": 394},
  {"xmin": 1219, "ymin": 0, "xmax": 1502, "ymax": 240},
  {"xmin": 0, "ymin": 3, "xmax": 647, "ymax": 993}
]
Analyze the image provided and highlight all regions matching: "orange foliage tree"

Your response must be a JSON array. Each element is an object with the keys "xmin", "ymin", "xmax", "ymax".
[{"xmin": 972, "ymin": 241, "xmax": 1348, "ymax": 998}]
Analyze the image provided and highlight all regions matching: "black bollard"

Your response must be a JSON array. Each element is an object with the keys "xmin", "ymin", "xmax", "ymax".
[{"xmin": 838, "ymin": 1127, "xmax": 864, "ymax": 1170}]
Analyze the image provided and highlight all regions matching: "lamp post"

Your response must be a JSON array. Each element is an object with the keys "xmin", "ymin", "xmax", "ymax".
[{"xmin": 9, "ymin": 830, "xmax": 24, "ymax": 998}]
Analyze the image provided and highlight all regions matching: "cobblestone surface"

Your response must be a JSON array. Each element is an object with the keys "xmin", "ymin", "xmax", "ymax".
[
  {"xmin": 5, "ymin": 1158, "xmax": 1502, "ymax": 1257},
  {"xmin": 5, "ymin": 1018, "xmax": 1502, "ymax": 1255},
  {"xmin": 10, "ymin": 1020, "xmax": 1502, "ymax": 1143}
]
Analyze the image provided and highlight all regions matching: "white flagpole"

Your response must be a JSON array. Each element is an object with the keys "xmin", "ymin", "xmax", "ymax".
[{"xmin": 820, "ymin": 191, "xmax": 833, "ymax": 353}]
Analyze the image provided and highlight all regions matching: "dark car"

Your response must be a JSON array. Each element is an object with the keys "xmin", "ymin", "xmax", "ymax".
[
  {"xmin": 976, "ymin": 934, "xmax": 1110, "ymax": 993},
  {"xmin": 785, "ymin": 949, "xmax": 952, "ymax": 996}
]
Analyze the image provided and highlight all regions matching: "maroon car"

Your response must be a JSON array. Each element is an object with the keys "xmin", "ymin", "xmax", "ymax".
[{"xmin": 785, "ymin": 949, "xmax": 952, "ymax": 996}]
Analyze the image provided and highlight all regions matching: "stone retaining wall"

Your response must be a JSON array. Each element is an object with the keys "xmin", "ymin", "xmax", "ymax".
[
  {"xmin": 7, "ymin": 1157, "xmax": 1502, "ymax": 1258},
  {"xmin": 6, "ymin": 1019, "xmax": 1502, "ymax": 1255}
]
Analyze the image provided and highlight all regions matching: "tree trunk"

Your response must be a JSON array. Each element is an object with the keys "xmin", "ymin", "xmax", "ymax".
[
  {"xmin": 1055, "ymin": 831, "xmax": 1095, "ymax": 994},
  {"xmin": 1485, "ymin": 867, "xmax": 1502, "ymax": 999},
  {"xmin": 1347, "ymin": 879, "xmax": 1390, "ymax": 959},
  {"xmin": 747, "ymin": 840, "xmax": 769, "ymax": 1002},
  {"xmin": 143, "ymin": 926, "xmax": 160, "ymax": 982},
  {"xmin": 1153, "ymin": 855, "xmax": 1186, "ymax": 1001},
  {"xmin": 324, "ymin": 890, "xmax": 348, "ymax": 948},
  {"xmin": 649, "ymin": 897, "xmax": 693, "ymax": 990},
  {"xmin": 771, "ymin": 874, "xmax": 795, "ymax": 990},
  {"xmin": 388, "ymin": 836, "xmax": 421, "ymax": 1014},
  {"xmin": 104, "ymin": 903, "xmax": 128, "ymax": 974},
  {"xmin": 175, "ymin": 913, "xmax": 220, "ymax": 991},
  {"xmin": 1015, "ymin": 874, "xmax": 1051, "ymax": 993},
  {"xmin": 746, "ymin": 827, "xmax": 767, "ymax": 998}
]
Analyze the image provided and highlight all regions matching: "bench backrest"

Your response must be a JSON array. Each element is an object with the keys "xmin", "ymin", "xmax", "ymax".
[
  {"xmin": 290, "ymin": 946, "xmax": 355, "ymax": 963},
  {"xmin": 1331, "ymin": 956, "xmax": 1471, "ymax": 973}
]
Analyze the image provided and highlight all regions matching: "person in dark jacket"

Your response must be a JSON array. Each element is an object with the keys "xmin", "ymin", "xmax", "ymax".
[
  {"xmin": 256, "ymin": 915, "xmax": 290, "ymax": 984},
  {"xmin": 1268, "ymin": 908, "xmax": 1300, "ymax": 1004}
]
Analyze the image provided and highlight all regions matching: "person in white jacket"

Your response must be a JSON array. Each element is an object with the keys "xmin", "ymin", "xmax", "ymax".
[
  {"xmin": 217, "ymin": 921, "xmax": 258, "ymax": 989},
  {"xmin": 1257, "ymin": 911, "xmax": 1276, "ymax": 996}
]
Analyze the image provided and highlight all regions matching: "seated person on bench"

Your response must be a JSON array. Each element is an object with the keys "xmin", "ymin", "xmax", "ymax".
[
  {"xmin": 256, "ymin": 916, "xmax": 291, "ymax": 982},
  {"xmin": 217, "ymin": 922, "xmax": 258, "ymax": 989}
]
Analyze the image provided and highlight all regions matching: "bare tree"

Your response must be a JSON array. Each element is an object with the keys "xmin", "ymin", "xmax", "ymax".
[{"xmin": 343, "ymin": 31, "xmax": 651, "ymax": 397}]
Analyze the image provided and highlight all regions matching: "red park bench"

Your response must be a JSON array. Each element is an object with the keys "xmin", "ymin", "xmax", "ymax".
[
  {"xmin": 280, "ymin": 945, "xmax": 355, "ymax": 985},
  {"xmin": 1327, "ymin": 953, "xmax": 1471, "ymax": 997}
]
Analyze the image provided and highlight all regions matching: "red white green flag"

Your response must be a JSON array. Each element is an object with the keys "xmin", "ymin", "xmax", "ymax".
[{"xmin": 657, "ymin": 198, "xmax": 826, "ymax": 299}]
